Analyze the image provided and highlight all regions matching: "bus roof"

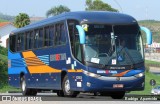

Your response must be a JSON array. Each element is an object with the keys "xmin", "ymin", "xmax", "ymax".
[{"xmin": 11, "ymin": 11, "xmax": 137, "ymax": 35}]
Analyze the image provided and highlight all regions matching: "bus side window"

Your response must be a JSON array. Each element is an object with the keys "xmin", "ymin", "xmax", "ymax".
[
  {"xmin": 34, "ymin": 30, "xmax": 39, "ymax": 48},
  {"xmin": 55, "ymin": 23, "xmax": 66, "ymax": 46},
  {"xmin": 25, "ymin": 32, "xmax": 30, "ymax": 50},
  {"xmin": 44, "ymin": 27, "xmax": 49, "ymax": 47},
  {"xmin": 20, "ymin": 33, "xmax": 25, "ymax": 51},
  {"xmin": 67, "ymin": 20, "xmax": 82, "ymax": 61},
  {"xmin": 9, "ymin": 35, "xmax": 16, "ymax": 52},
  {"xmin": 55, "ymin": 24, "xmax": 60, "ymax": 45},
  {"xmin": 59, "ymin": 24, "xmax": 66, "ymax": 45},
  {"xmin": 29, "ymin": 31, "xmax": 34, "ymax": 49},
  {"xmin": 39, "ymin": 29, "xmax": 43, "ymax": 48},
  {"xmin": 16, "ymin": 34, "xmax": 21, "ymax": 51},
  {"xmin": 49, "ymin": 26, "xmax": 54, "ymax": 46}
]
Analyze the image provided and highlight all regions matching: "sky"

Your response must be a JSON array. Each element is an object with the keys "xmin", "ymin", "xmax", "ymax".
[{"xmin": 0, "ymin": 0, "xmax": 160, "ymax": 21}]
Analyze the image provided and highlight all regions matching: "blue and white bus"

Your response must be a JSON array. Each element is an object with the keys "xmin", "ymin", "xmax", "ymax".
[{"xmin": 8, "ymin": 11, "xmax": 152, "ymax": 99}]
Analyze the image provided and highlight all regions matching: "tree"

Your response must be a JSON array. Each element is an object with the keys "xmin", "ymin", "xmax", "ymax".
[
  {"xmin": 85, "ymin": 0, "xmax": 118, "ymax": 12},
  {"xmin": 46, "ymin": 5, "xmax": 70, "ymax": 17},
  {"xmin": 14, "ymin": 13, "xmax": 30, "ymax": 28}
]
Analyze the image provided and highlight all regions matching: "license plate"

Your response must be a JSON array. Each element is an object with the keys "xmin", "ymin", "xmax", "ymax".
[{"xmin": 113, "ymin": 84, "xmax": 124, "ymax": 88}]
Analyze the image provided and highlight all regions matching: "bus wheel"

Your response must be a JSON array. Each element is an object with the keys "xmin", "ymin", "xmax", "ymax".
[
  {"xmin": 21, "ymin": 75, "xmax": 37, "ymax": 96},
  {"xmin": 100, "ymin": 92, "xmax": 110, "ymax": 96},
  {"xmin": 62, "ymin": 75, "xmax": 79, "ymax": 97},
  {"xmin": 57, "ymin": 90, "xmax": 64, "ymax": 97},
  {"xmin": 110, "ymin": 91, "xmax": 125, "ymax": 99}
]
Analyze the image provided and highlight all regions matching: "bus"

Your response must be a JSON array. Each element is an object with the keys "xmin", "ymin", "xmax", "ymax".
[{"xmin": 8, "ymin": 11, "xmax": 152, "ymax": 99}]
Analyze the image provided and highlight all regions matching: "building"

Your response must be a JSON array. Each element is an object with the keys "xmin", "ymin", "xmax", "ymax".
[
  {"xmin": 0, "ymin": 22, "xmax": 16, "ymax": 48},
  {"xmin": 30, "ymin": 17, "xmax": 45, "ymax": 24}
]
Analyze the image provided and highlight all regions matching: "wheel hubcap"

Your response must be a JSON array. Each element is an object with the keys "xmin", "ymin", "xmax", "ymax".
[
  {"xmin": 22, "ymin": 79, "xmax": 26, "ymax": 91},
  {"xmin": 65, "ymin": 79, "xmax": 70, "ymax": 93}
]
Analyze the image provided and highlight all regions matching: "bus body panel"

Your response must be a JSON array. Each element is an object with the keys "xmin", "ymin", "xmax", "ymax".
[{"xmin": 8, "ymin": 11, "xmax": 147, "ymax": 94}]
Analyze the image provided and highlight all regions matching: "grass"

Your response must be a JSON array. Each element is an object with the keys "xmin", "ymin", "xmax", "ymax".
[
  {"xmin": 130, "ymin": 60, "xmax": 160, "ymax": 95},
  {"xmin": 145, "ymin": 60, "xmax": 160, "ymax": 65},
  {"xmin": 0, "ymin": 85, "xmax": 21, "ymax": 93},
  {"xmin": 130, "ymin": 72, "xmax": 160, "ymax": 95}
]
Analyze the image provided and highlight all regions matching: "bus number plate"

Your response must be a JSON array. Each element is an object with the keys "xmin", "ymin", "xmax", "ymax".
[{"xmin": 113, "ymin": 84, "xmax": 123, "ymax": 88}]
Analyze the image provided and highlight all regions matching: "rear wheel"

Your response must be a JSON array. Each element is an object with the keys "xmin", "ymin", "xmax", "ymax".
[
  {"xmin": 21, "ymin": 75, "xmax": 37, "ymax": 96},
  {"xmin": 110, "ymin": 91, "xmax": 125, "ymax": 99},
  {"xmin": 62, "ymin": 75, "xmax": 79, "ymax": 97},
  {"xmin": 100, "ymin": 92, "xmax": 110, "ymax": 96}
]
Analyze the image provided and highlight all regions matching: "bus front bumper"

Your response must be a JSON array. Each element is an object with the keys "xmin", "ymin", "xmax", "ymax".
[{"xmin": 81, "ymin": 75, "xmax": 145, "ymax": 92}]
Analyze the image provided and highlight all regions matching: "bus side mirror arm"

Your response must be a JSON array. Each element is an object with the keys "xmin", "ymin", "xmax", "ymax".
[
  {"xmin": 76, "ymin": 25, "xmax": 86, "ymax": 44},
  {"xmin": 140, "ymin": 26, "xmax": 152, "ymax": 45}
]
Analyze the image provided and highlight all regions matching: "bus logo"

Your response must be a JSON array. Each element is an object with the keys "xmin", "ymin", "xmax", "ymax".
[{"xmin": 116, "ymin": 77, "xmax": 121, "ymax": 81}]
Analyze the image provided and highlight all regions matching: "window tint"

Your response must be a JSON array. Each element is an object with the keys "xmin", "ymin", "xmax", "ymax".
[
  {"xmin": 9, "ymin": 35, "xmax": 16, "ymax": 52},
  {"xmin": 25, "ymin": 32, "xmax": 29, "ymax": 50},
  {"xmin": 60, "ymin": 24, "xmax": 66, "ymax": 45},
  {"xmin": 29, "ymin": 31, "xmax": 34, "ymax": 49},
  {"xmin": 16, "ymin": 34, "xmax": 24, "ymax": 51},
  {"xmin": 67, "ymin": 20, "xmax": 81, "ymax": 61},
  {"xmin": 34, "ymin": 30, "xmax": 39, "ymax": 48},
  {"xmin": 44, "ymin": 27, "xmax": 49, "ymax": 47},
  {"xmin": 49, "ymin": 26, "xmax": 54, "ymax": 46},
  {"xmin": 16, "ymin": 34, "xmax": 21, "ymax": 51},
  {"xmin": 39, "ymin": 29, "xmax": 43, "ymax": 48},
  {"xmin": 10, "ymin": 22, "xmax": 66, "ymax": 52},
  {"xmin": 55, "ymin": 23, "xmax": 66, "ymax": 46},
  {"xmin": 55, "ymin": 24, "xmax": 59, "ymax": 45},
  {"xmin": 20, "ymin": 33, "xmax": 25, "ymax": 51}
]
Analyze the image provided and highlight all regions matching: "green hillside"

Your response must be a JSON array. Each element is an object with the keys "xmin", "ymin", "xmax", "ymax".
[
  {"xmin": 138, "ymin": 20, "xmax": 160, "ymax": 43},
  {"xmin": 0, "ymin": 18, "xmax": 8, "ymax": 22},
  {"xmin": 0, "ymin": 12, "xmax": 14, "ymax": 22}
]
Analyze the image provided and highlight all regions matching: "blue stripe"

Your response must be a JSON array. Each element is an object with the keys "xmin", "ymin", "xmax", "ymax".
[
  {"xmin": 39, "ymin": 59, "xmax": 49, "ymax": 61},
  {"xmin": 8, "ymin": 67, "xmax": 28, "ymax": 74},
  {"xmin": 38, "ymin": 55, "xmax": 49, "ymax": 58},
  {"xmin": 41, "ymin": 61, "xmax": 49, "ymax": 63}
]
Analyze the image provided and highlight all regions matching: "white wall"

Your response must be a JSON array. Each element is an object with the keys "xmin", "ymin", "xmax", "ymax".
[
  {"xmin": 0, "ymin": 34, "xmax": 9, "ymax": 47},
  {"xmin": 0, "ymin": 24, "xmax": 16, "ymax": 48}
]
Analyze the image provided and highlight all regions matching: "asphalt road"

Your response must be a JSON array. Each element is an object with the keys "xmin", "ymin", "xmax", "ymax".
[{"xmin": 0, "ymin": 93, "xmax": 159, "ymax": 104}]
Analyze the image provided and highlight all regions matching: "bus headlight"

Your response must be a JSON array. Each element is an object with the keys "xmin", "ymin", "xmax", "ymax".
[
  {"xmin": 134, "ymin": 72, "xmax": 144, "ymax": 78},
  {"xmin": 83, "ymin": 70, "xmax": 101, "ymax": 78}
]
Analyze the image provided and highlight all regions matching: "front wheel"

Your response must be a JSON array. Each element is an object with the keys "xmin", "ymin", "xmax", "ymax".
[
  {"xmin": 62, "ymin": 75, "xmax": 79, "ymax": 97},
  {"xmin": 110, "ymin": 91, "xmax": 125, "ymax": 99},
  {"xmin": 21, "ymin": 75, "xmax": 37, "ymax": 96}
]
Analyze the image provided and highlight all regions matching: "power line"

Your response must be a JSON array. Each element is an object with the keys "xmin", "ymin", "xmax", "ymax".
[{"xmin": 113, "ymin": 0, "xmax": 123, "ymax": 13}]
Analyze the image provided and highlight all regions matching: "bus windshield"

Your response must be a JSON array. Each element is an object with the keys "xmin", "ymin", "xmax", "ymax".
[{"xmin": 83, "ymin": 24, "xmax": 144, "ymax": 66}]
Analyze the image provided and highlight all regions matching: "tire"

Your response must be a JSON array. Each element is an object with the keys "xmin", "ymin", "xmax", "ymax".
[
  {"xmin": 57, "ymin": 90, "xmax": 64, "ymax": 97},
  {"xmin": 100, "ymin": 92, "xmax": 110, "ymax": 96},
  {"xmin": 110, "ymin": 91, "xmax": 125, "ymax": 99},
  {"xmin": 21, "ymin": 75, "xmax": 37, "ymax": 96},
  {"xmin": 62, "ymin": 75, "xmax": 79, "ymax": 97}
]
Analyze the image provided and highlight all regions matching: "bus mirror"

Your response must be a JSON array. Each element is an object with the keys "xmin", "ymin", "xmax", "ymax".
[
  {"xmin": 140, "ymin": 26, "xmax": 152, "ymax": 45},
  {"xmin": 76, "ymin": 25, "xmax": 86, "ymax": 44}
]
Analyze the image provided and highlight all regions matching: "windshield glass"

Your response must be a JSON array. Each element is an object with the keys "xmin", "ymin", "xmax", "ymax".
[{"xmin": 83, "ymin": 24, "xmax": 144, "ymax": 66}]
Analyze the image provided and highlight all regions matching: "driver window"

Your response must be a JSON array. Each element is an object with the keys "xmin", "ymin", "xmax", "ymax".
[{"xmin": 67, "ymin": 19, "xmax": 82, "ymax": 61}]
